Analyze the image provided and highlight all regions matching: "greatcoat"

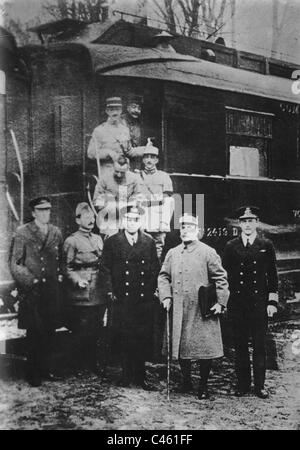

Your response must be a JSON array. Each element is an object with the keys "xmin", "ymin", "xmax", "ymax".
[
  {"xmin": 158, "ymin": 240, "xmax": 229, "ymax": 360},
  {"xmin": 10, "ymin": 221, "xmax": 64, "ymax": 330},
  {"xmin": 102, "ymin": 230, "xmax": 160, "ymax": 358}
]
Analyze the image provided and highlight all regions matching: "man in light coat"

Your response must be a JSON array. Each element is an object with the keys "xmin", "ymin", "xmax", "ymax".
[{"xmin": 158, "ymin": 214, "xmax": 229, "ymax": 399}]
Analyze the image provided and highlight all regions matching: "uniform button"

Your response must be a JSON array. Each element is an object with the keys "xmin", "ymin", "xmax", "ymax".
[
  {"xmin": 241, "ymin": 263, "xmax": 244, "ymax": 266},
  {"xmin": 40, "ymin": 257, "xmax": 44, "ymax": 261},
  {"xmin": 41, "ymin": 268, "xmax": 45, "ymax": 272},
  {"xmin": 255, "ymin": 290, "xmax": 258, "ymax": 293},
  {"xmin": 254, "ymin": 261, "xmax": 257, "ymax": 264},
  {"xmin": 56, "ymin": 257, "xmax": 59, "ymax": 260},
  {"xmin": 126, "ymin": 271, "xmax": 129, "ymax": 275},
  {"xmin": 126, "ymin": 261, "xmax": 129, "ymax": 264},
  {"xmin": 126, "ymin": 282, "xmax": 129, "ymax": 286},
  {"xmin": 141, "ymin": 293, "xmax": 144, "ymax": 297},
  {"xmin": 142, "ymin": 260, "xmax": 145, "ymax": 264},
  {"xmin": 240, "ymin": 281, "xmax": 244, "ymax": 285},
  {"xmin": 141, "ymin": 282, "xmax": 144, "ymax": 286},
  {"xmin": 240, "ymin": 272, "xmax": 243, "ymax": 275},
  {"xmin": 125, "ymin": 292, "xmax": 129, "ymax": 296},
  {"xmin": 253, "ymin": 271, "xmax": 256, "ymax": 274},
  {"xmin": 237, "ymin": 291, "xmax": 240, "ymax": 294},
  {"xmin": 42, "ymin": 278, "xmax": 46, "ymax": 283},
  {"xmin": 57, "ymin": 268, "xmax": 60, "ymax": 272},
  {"xmin": 254, "ymin": 280, "xmax": 257, "ymax": 284},
  {"xmin": 141, "ymin": 272, "xmax": 144, "ymax": 275}
]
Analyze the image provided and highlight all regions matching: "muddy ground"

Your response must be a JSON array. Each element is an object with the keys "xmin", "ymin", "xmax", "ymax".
[{"xmin": 0, "ymin": 321, "xmax": 299, "ymax": 430}]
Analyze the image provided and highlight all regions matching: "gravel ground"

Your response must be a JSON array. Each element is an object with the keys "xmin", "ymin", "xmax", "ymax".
[{"xmin": 0, "ymin": 322, "xmax": 299, "ymax": 430}]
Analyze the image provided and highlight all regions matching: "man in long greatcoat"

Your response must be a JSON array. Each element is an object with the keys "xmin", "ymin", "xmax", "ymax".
[
  {"xmin": 10, "ymin": 196, "xmax": 64, "ymax": 386},
  {"xmin": 63, "ymin": 202, "xmax": 107, "ymax": 373},
  {"xmin": 158, "ymin": 214, "xmax": 229, "ymax": 399},
  {"xmin": 102, "ymin": 204, "xmax": 160, "ymax": 390},
  {"xmin": 222, "ymin": 206, "xmax": 278, "ymax": 399}
]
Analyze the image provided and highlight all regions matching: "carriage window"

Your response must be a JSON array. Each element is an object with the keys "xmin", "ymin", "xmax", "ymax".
[{"xmin": 226, "ymin": 108, "xmax": 273, "ymax": 178}]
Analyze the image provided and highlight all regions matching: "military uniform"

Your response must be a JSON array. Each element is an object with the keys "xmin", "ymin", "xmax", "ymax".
[
  {"xmin": 63, "ymin": 228, "xmax": 106, "ymax": 371},
  {"xmin": 158, "ymin": 214, "xmax": 229, "ymax": 399},
  {"xmin": 139, "ymin": 165, "xmax": 174, "ymax": 261},
  {"xmin": 10, "ymin": 203, "xmax": 64, "ymax": 384},
  {"xmin": 223, "ymin": 228, "xmax": 278, "ymax": 394},
  {"xmin": 87, "ymin": 120, "xmax": 131, "ymax": 177},
  {"xmin": 121, "ymin": 113, "xmax": 145, "ymax": 171},
  {"xmin": 93, "ymin": 170, "xmax": 143, "ymax": 237},
  {"xmin": 102, "ymin": 228, "xmax": 160, "ymax": 386}
]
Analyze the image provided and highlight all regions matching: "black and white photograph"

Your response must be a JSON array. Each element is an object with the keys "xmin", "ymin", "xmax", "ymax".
[{"xmin": 0, "ymin": 0, "xmax": 299, "ymax": 432}]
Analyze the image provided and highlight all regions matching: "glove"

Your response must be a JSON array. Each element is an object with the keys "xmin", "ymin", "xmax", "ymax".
[
  {"xmin": 163, "ymin": 298, "xmax": 172, "ymax": 311},
  {"xmin": 267, "ymin": 305, "xmax": 277, "ymax": 317},
  {"xmin": 107, "ymin": 292, "xmax": 116, "ymax": 302}
]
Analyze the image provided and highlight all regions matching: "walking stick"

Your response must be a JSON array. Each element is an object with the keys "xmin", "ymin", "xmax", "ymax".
[{"xmin": 166, "ymin": 307, "xmax": 170, "ymax": 401}]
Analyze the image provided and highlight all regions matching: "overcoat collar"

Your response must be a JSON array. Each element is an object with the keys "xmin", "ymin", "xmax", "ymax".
[
  {"xmin": 117, "ymin": 230, "xmax": 149, "ymax": 259},
  {"xmin": 28, "ymin": 221, "xmax": 54, "ymax": 251},
  {"xmin": 180, "ymin": 239, "xmax": 200, "ymax": 254}
]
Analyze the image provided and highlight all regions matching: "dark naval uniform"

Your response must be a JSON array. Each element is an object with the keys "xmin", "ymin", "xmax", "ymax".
[
  {"xmin": 102, "ymin": 229, "xmax": 160, "ymax": 385},
  {"xmin": 223, "ymin": 234, "xmax": 278, "ymax": 393},
  {"xmin": 10, "ymin": 220, "xmax": 64, "ymax": 381},
  {"xmin": 63, "ymin": 229, "xmax": 106, "ymax": 371}
]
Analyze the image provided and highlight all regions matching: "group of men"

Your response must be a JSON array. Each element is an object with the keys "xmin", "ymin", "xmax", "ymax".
[
  {"xmin": 10, "ymin": 196, "xmax": 279, "ymax": 400},
  {"xmin": 9, "ymin": 94, "xmax": 279, "ymax": 400},
  {"xmin": 88, "ymin": 96, "xmax": 174, "ymax": 261}
]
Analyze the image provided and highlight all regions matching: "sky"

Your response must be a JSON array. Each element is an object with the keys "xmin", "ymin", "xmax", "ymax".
[{"xmin": 1, "ymin": 0, "xmax": 300, "ymax": 64}]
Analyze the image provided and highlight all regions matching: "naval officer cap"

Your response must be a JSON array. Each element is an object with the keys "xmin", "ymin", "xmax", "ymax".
[
  {"xmin": 120, "ymin": 203, "xmax": 145, "ymax": 218},
  {"xmin": 106, "ymin": 97, "xmax": 122, "ymax": 108},
  {"xmin": 237, "ymin": 205, "xmax": 260, "ymax": 220},
  {"xmin": 179, "ymin": 213, "xmax": 199, "ymax": 226},
  {"xmin": 75, "ymin": 202, "xmax": 93, "ymax": 218},
  {"xmin": 29, "ymin": 196, "xmax": 51, "ymax": 210}
]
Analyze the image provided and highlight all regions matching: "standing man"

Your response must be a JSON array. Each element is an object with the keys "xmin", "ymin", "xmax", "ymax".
[
  {"xmin": 122, "ymin": 95, "xmax": 143, "ymax": 149},
  {"xmin": 63, "ymin": 202, "xmax": 106, "ymax": 374},
  {"xmin": 102, "ymin": 204, "xmax": 160, "ymax": 389},
  {"xmin": 158, "ymin": 214, "xmax": 229, "ymax": 399},
  {"xmin": 87, "ymin": 97, "xmax": 131, "ymax": 178},
  {"xmin": 139, "ymin": 142, "xmax": 174, "ymax": 261},
  {"xmin": 87, "ymin": 97, "xmax": 144, "ymax": 177},
  {"xmin": 93, "ymin": 155, "xmax": 143, "ymax": 237},
  {"xmin": 10, "ymin": 197, "xmax": 64, "ymax": 387},
  {"xmin": 223, "ymin": 206, "xmax": 278, "ymax": 399},
  {"xmin": 122, "ymin": 94, "xmax": 145, "ymax": 171}
]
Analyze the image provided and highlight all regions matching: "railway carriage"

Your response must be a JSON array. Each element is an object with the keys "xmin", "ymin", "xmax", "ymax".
[{"xmin": 1, "ymin": 19, "xmax": 300, "ymax": 312}]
